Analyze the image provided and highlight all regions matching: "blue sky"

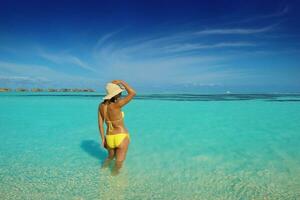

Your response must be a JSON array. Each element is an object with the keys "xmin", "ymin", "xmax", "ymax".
[{"xmin": 0, "ymin": 0, "xmax": 299, "ymax": 93}]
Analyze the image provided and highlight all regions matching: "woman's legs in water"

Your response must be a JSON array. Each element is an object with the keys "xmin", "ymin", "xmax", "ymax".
[
  {"xmin": 101, "ymin": 148, "xmax": 115, "ymax": 168},
  {"xmin": 112, "ymin": 137, "xmax": 130, "ymax": 175}
]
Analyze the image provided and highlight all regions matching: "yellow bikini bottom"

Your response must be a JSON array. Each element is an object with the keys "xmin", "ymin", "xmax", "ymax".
[{"xmin": 105, "ymin": 133, "xmax": 130, "ymax": 149}]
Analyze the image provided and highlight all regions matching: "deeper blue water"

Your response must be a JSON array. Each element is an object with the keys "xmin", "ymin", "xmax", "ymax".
[{"xmin": 0, "ymin": 92, "xmax": 300, "ymax": 199}]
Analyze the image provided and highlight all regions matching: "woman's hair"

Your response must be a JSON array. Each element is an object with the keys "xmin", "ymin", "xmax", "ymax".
[{"xmin": 103, "ymin": 92, "xmax": 121, "ymax": 104}]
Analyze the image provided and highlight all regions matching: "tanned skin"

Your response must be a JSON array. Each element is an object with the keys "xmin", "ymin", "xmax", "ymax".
[{"xmin": 98, "ymin": 80, "xmax": 136, "ymax": 175}]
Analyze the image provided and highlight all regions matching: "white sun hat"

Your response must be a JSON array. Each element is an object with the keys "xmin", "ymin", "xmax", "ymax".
[{"xmin": 102, "ymin": 83, "xmax": 125, "ymax": 100}]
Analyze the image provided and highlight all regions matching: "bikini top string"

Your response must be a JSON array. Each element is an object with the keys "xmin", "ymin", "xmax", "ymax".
[{"xmin": 104, "ymin": 104, "xmax": 114, "ymax": 131}]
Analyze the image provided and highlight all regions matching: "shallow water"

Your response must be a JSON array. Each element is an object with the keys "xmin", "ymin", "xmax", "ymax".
[{"xmin": 1, "ymin": 92, "xmax": 300, "ymax": 199}]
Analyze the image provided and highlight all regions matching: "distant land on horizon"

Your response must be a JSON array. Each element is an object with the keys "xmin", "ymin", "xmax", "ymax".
[{"xmin": 1, "ymin": 86, "xmax": 299, "ymax": 95}]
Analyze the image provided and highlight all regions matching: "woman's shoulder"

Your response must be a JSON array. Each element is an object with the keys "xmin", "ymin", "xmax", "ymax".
[
  {"xmin": 99, "ymin": 102, "xmax": 105, "ymax": 110},
  {"xmin": 100, "ymin": 101, "xmax": 120, "ymax": 110},
  {"xmin": 100, "ymin": 101, "xmax": 108, "ymax": 106}
]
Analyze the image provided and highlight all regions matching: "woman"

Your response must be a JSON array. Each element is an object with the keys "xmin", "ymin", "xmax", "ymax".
[{"xmin": 98, "ymin": 80, "xmax": 136, "ymax": 175}]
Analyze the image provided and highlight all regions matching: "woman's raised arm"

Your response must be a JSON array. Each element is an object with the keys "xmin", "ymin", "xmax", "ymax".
[{"xmin": 112, "ymin": 80, "xmax": 136, "ymax": 108}]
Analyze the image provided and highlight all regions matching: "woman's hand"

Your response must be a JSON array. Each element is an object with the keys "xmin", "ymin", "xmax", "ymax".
[
  {"xmin": 101, "ymin": 139, "xmax": 108, "ymax": 149},
  {"xmin": 111, "ymin": 80, "xmax": 123, "ymax": 85}
]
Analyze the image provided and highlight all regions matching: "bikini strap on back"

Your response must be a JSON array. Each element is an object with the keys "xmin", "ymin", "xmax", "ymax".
[
  {"xmin": 104, "ymin": 104, "xmax": 114, "ymax": 131},
  {"xmin": 103, "ymin": 104, "xmax": 123, "ymax": 124}
]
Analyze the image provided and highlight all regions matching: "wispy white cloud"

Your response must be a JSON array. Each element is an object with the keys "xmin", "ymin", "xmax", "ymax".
[
  {"xmin": 162, "ymin": 42, "xmax": 256, "ymax": 53},
  {"xmin": 37, "ymin": 49, "xmax": 98, "ymax": 73},
  {"xmin": 93, "ymin": 33, "xmax": 256, "ymax": 66},
  {"xmin": 0, "ymin": 61, "xmax": 101, "ymax": 87},
  {"xmin": 94, "ymin": 29, "xmax": 125, "ymax": 50},
  {"xmin": 92, "ymin": 38, "xmax": 249, "ymax": 86},
  {"xmin": 90, "ymin": 23, "xmax": 273, "ymax": 87},
  {"xmin": 231, "ymin": 5, "xmax": 289, "ymax": 25},
  {"xmin": 195, "ymin": 25, "xmax": 276, "ymax": 35},
  {"xmin": 252, "ymin": 5, "xmax": 289, "ymax": 20},
  {"xmin": 214, "ymin": 5, "xmax": 289, "ymax": 28}
]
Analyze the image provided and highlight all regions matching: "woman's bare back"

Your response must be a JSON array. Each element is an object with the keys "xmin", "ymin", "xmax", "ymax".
[{"xmin": 100, "ymin": 102, "xmax": 128, "ymax": 134}]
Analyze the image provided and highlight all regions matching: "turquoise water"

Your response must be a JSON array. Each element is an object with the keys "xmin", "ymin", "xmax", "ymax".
[{"xmin": 1, "ymin": 92, "xmax": 300, "ymax": 199}]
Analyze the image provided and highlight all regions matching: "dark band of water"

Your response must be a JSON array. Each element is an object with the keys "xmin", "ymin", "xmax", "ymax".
[{"xmin": 1, "ymin": 93, "xmax": 300, "ymax": 102}]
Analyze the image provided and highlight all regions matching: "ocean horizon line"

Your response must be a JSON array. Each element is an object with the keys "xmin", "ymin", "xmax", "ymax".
[
  {"xmin": 1, "ymin": 91, "xmax": 300, "ymax": 95},
  {"xmin": 1, "ymin": 91, "xmax": 300, "ymax": 102}
]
